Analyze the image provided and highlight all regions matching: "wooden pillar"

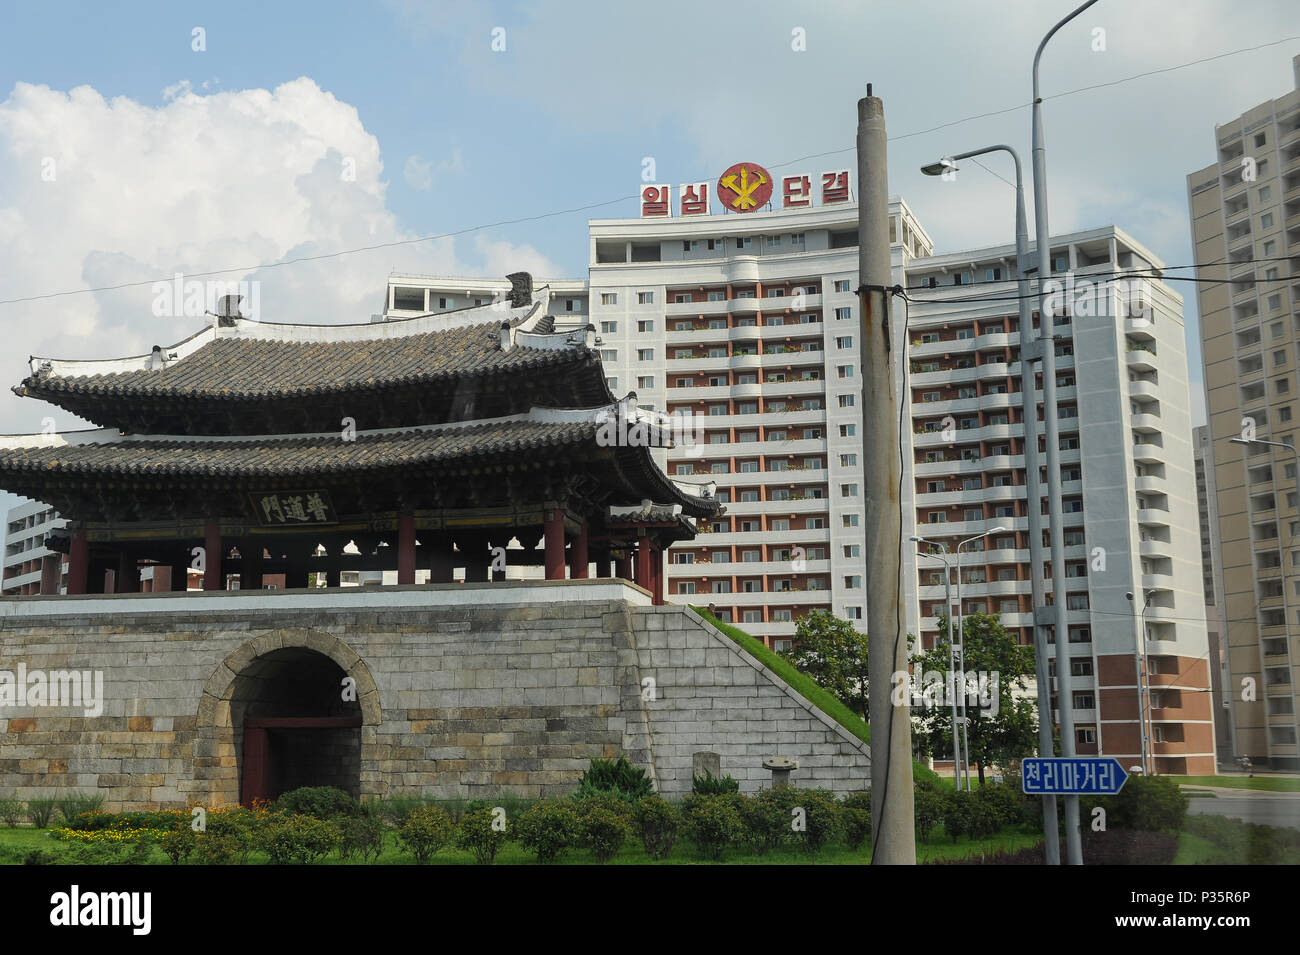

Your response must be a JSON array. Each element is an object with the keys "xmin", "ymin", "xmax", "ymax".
[
  {"xmin": 39, "ymin": 554, "xmax": 61, "ymax": 595},
  {"xmin": 203, "ymin": 522, "xmax": 223, "ymax": 591},
  {"xmin": 570, "ymin": 522, "xmax": 589, "ymax": 579},
  {"xmin": 651, "ymin": 542, "xmax": 664, "ymax": 606},
  {"xmin": 544, "ymin": 509, "xmax": 566, "ymax": 580},
  {"xmin": 636, "ymin": 536, "xmax": 652, "ymax": 593},
  {"xmin": 66, "ymin": 530, "xmax": 89, "ymax": 595},
  {"xmin": 241, "ymin": 540, "xmax": 264, "ymax": 591},
  {"xmin": 116, "ymin": 550, "xmax": 140, "ymax": 593},
  {"xmin": 397, "ymin": 513, "xmax": 416, "ymax": 585},
  {"xmin": 241, "ymin": 725, "xmax": 269, "ymax": 807}
]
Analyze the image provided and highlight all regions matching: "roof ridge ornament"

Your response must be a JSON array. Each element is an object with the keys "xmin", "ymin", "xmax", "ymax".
[
  {"xmin": 505, "ymin": 272, "xmax": 532, "ymax": 308},
  {"xmin": 498, "ymin": 321, "xmax": 514, "ymax": 352}
]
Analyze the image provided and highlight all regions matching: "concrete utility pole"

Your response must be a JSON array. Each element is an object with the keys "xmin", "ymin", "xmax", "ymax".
[{"xmin": 857, "ymin": 86, "xmax": 915, "ymax": 865}]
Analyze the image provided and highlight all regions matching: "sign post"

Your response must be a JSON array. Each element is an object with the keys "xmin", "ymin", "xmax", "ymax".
[{"xmin": 1021, "ymin": 757, "xmax": 1129, "ymax": 796}]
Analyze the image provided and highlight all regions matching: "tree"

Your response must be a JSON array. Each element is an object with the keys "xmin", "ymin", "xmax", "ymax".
[
  {"xmin": 911, "ymin": 612, "xmax": 1038, "ymax": 784},
  {"xmin": 779, "ymin": 609, "xmax": 870, "ymax": 721}
]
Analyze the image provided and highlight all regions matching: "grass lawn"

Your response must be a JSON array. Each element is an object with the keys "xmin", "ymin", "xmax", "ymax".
[
  {"xmin": 1172, "ymin": 832, "xmax": 1221, "ymax": 865},
  {"xmin": 0, "ymin": 824, "xmax": 1045, "ymax": 865},
  {"xmin": 1171, "ymin": 775, "xmax": 1300, "ymax": 793}
]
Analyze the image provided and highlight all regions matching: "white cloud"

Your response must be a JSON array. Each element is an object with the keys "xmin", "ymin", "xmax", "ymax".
[
  {"xmin": 0, "ymin": 78, "xmax": 546, "ymax": 444},
  {"xmin": 404, "ymin": 154, "xmax": 434, "ymax": 191}
]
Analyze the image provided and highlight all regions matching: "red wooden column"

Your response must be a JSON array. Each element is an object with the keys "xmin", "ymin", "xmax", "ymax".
[
  {"xmin": 650, "ymin": 542, "xmax": 664, "ymax": 606},
  {"xmin": 397, "ymin": 513, "xmax": 416, "ymax": 585},
  {"xmin": 66, "ymin": 529, "xmax": 89, "ymax": 595},
  {"xmin": 39, "ymin": 554, "xmax": 61, "ymax": 595},
  {"xmin": 569, "ymin": 521, "xmax": 589, "ymax": 579},
  {"xmin": 636, "ymin": 535, "xmax": 652, "ymax": 593},
  {"xmin": 241, "ymin": 725, "xmax": 270, "ymax": 807},
  {"xmin": 203, "ymin": 522, "xmax": 223, "ymax": 591},
  {"xmin": 544, "ymin": 509, "xmax": 567, "ymax": 580}
]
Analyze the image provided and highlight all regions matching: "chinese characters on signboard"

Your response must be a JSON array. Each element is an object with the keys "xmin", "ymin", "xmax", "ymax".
[
  {"xmin": 640, "ymin": 163, "xmax": 852, "ymax": 217},
  {"xmin": 249, "ymin": 490, "xmax": 337, "ymax": 526}
]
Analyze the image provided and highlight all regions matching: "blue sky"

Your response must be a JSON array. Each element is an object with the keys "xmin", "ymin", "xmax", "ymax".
[{"xmin": 0, "ymin": 0, "xmax": 1297, "ymax": 517}]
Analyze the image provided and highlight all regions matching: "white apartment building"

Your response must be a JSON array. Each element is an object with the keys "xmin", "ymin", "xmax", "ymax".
[
  {"xmin": 1188, "ymin": 53, "xmax": 1300, "ymax": 768},
  {"xmin": 3, "ymin": 499, "xmax": 66, "ymax": 596}
]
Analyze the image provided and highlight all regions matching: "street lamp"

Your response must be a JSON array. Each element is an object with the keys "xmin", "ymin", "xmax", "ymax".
[
  {"xmin": 1029, "ymin": 0, "xmax": 1100, "ymax": 869},
  {"xmin": 921, "ymin": 142, "xmax": 1059, "ymax": 842},
  {"xmin": 912, "ymin": 535, "xmax": 962, "ymax": 786},
  {"xmin": 952, "ymin": 526, "xmax": 1006, "ymax": 791},
  {"xmin": 1125, "ymin": 589, "xmax": 1155, "ymax": 775}
]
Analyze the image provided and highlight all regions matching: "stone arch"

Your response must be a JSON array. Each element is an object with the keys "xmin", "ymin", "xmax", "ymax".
[{"xmin": 193, "ymin": 629, "xmax": 382, "ymax": 806}]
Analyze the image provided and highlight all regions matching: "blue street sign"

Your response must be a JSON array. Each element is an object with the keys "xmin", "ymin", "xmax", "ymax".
[{"xmin": 1021, "ymin": 757, "xmax": 1129, "ymax": 795}]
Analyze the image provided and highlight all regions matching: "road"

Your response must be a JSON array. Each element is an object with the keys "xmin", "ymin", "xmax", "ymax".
[{"xmin": 1185, "ymin": 787, "xmax": 1300, "ymax": 830}]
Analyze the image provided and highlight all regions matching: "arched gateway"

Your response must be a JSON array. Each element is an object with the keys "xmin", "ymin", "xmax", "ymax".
[{"xmin": 194, "ymin": 629, "xmax": 382, "ymax": 806}]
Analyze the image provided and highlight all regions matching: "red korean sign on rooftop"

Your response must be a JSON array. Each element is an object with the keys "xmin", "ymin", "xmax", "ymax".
[{"xmin": 640, "ymin": 163, "xmax": 851, "ymax": 217}]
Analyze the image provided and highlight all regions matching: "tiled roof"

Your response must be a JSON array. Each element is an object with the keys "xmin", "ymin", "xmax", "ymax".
[
  {"xmin": 0, "ymin": 412, "xmax": 723, "ymax": 518},
  {"xmin": 21, "ymin": 318, "xmax": 581, "ymax": 402}
]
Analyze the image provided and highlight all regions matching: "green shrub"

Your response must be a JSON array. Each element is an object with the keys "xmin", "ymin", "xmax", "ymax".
[
  {"xmin": 682, "ymin": 794, "xmax": 744, "ymax": 861},
  {"xmin": 1184, "ymin": 813, "xmax": 1300, "ymax": 864},
  {"xmin": 159, "ymin": 827, "xmax": 197, "ymax": 864},
  {"xmin": 575, "ymin": 756, "xmax": 653, "ymax": 801},
  {"xmin": 580, "ymin": 805, "xmax": 629, "ymax": 863},
  {"xmin": 1079, "ymin": 775, "xmax": 1187, "ymax": 834},
  {"xmin": 635, "ymin": 795, "xmax": 680, "ymax": 860},
  {"xmin": 913, "ymin": 787, "xmax": 945, "ymax": 843},
  {"xmin": 692, "ymin": 770, "xmax": 740, "ymax": 795},
  {"xmin": 974, "ymin": 782, "xmax": 1027, "ymax": 828},
  {"xmin": 56, "ymin": 791, "xmax": 104, "ymax": 822},
  {"xmin": 794, "ymin": 789, "xmax": 843, "ymax": 856},
  {"xmin": 64, "ymin": 809, "xmax": 186, "ymax": 832},
  {"xmin": 0, "ymin": 797, "xmax": 24, "ymax": 828},
  {"xmin": 513, "ymin": 801, "xmax": 580, "ymax": 864},
  {"xmin": 396, "ymin": 806, "xmax": 456, "ymax": 864},
  {"xmin": 841, "ymin": 793, "xmax": 873, "ymax": 850},
  {"xmin": 274, "ymin": 786, "xmax": 358, "ymax": 820},
  {"xmin": 571, "ymin": 792, "xmax": 638, "ymax": 834},
  {"xmin": 942, "ymin": 790, "xmax": 974, "ymax": 842},
  {"xmin": 372, "ymin": 795, "xmax": 429, "ymax": 826},
  {"xmin": 257, "ymin": 814, "xmax": 340, "ymax": 864},
  {"xmin": 339, "ymin": 812, "xmax": 386, "ymax": 862},
  {"xmin": 456, "ymin": 806, "xmax": 509, "ymax": 865},
  {"xmin": 26, "ymin": 798, "xmax": 57, "ymax": 829},
  {"xmin": 191, "ymin": 833, "xmax": 238, "ymax": 865}
]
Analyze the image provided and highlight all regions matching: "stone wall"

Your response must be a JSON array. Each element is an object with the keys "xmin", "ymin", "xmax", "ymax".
[{"xmin": 0, "ymin": 582, "xmax": 870, "ymax": 809}]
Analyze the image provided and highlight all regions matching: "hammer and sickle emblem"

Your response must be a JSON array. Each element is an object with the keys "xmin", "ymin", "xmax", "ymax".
[{"xmin": 721, "ymin": 166, "xmax": 768, "ymax": 210}]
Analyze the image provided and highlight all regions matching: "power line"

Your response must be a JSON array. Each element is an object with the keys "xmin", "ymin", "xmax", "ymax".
[{"xmin": 1, "ymin": 34, "xmax": 1295, "ymax": 310}]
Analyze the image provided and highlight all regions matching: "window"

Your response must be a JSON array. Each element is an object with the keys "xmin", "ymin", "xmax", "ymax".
[
  {"xmin": 842, "ymin": 514, "xmax": 859, "ymax": 527},
  {"xmin": 840, "ymin": 424, "xmax": 856, "ymax": 437},
  {"xmin": 677, "ymin": 582, "xmax": 697, "ymax": 595},
  {"xmin": 600, "ymin": 349, "xmax": 617, "ymax": 362},
  {"xmin": 707, "ymin": 291, "xmax": 725, "ymax": 302},
  {"xmin": 791, "ymin": 233, "xmax": 805, "ymax": 247},
  {"xmin": 674, "ymin": 552, "xmax": 695, "ymax": 564},
  {"xmin": 840, "ymin": 454, "xmax": 857, "ymax": 467},
  {"xmin": 1076, "ymin": 729, "xmax": 1096, "ymax": 745},
  {"xmin": 834, "ymin": 280, "xmax": 851, "ymax": 292},
  {"xmin": 835, "ymin": 336, "xmax": 853, "ymax": 348},
  {"xmin": 838, "ymin": 395, "xmax": 855, "ymax": 408},
  {"xmin": 841, "ymin": 484, "xmax": 859, "ymax": 497},
  {"xmin": 637, "ymin": 376, "xmax": 654, "ymax": 389},
  {"xmin": 1261, "ymin": 212, "xmax": 1274, "ymax": 230},
  {"xmin": 682, "ymin": 241, "xmax": 699, "ymax": 253},
  {"xmin": 985, "ymin": 267, "xmax": 1002, "ymax": 281},
  {"xmin": 770, "ymin": 519, "xmax": 789, "ymax": 531},
  {"xmin": 708, "ymin": 405, "xmax": 727, "ymax": 416},
  {"xmin": 637, "ymin": 291, "xmax": 654, "ymax": 304},
  {"xmin": 843, "ymin": 544, "xmax": 861, "ymax": 558},
  {"xmin": 600, "ymin": 321, "xmax": 617, "ymax": 334},
  {"xmin": 772, "ymin": 611, "xmax": 793, "ymax": 624},
  {"xmin": 846, "ymin": 607, "xmax": 863, "ymax": 620},
  {"xmin": 742, "ymin": 550, "xmax": 761, "ymax": 562},
  {"xmin": 601, "ymin": 293, "xmax": 618, "ymax": 305},
  {"xmin": 637, "ymin": 349, "xmax": 654, "ymax": 361},
  {"xmin": 711, "ymin": 581, "xmax": 731, "ymax": 593},
  {"xmin": 844, "ymin": 575, "xmax": 862, "ymax": 589},
  {"xmin": 837, "ymin": 365, "xmax": 854, "ymax": 378},
  {"xmin": 835, "ymin": 307, "xmax": 852, "ymax": 321},
  {"xmin": 638, "ymin": 320, "xmax": 654, "ymax": 333},
  {"xmin": 1073, "ymin": 693, "xmax": 1095, "ymax": 710}
]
